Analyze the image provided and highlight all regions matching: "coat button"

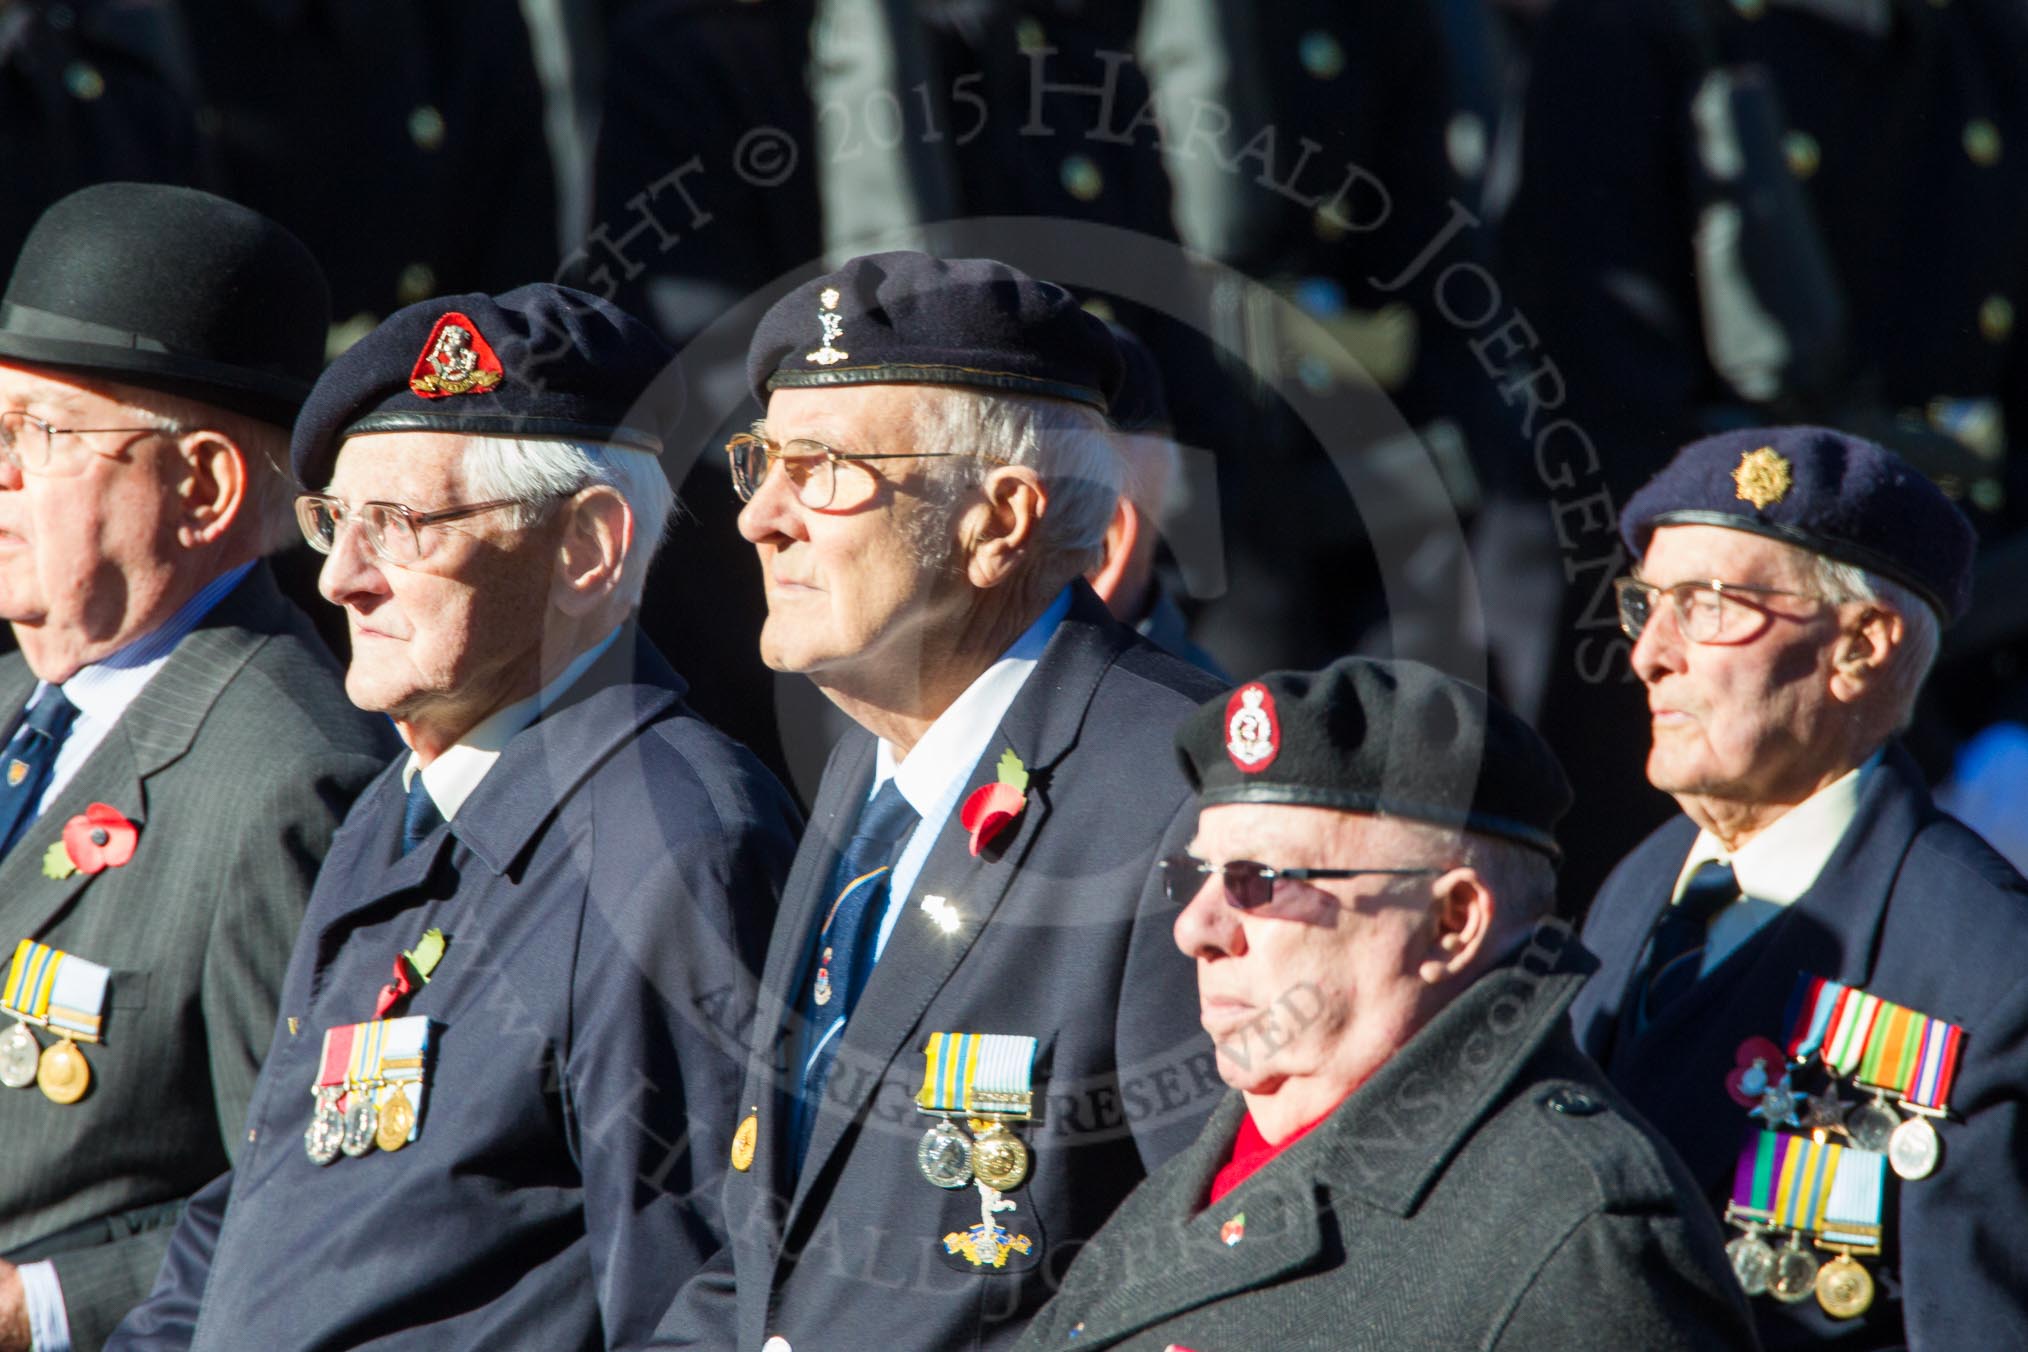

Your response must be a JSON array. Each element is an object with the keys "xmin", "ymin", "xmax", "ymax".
[
  {"xmin": 762, "ymin": 1338, "xmax": 791, "ymax": 1352},
  {"xmin": 1545, "ymin": 1086, "xmax": 1603, "ymax": 1116}
]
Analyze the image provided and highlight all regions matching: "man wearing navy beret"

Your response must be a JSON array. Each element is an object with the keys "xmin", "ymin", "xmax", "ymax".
[
  {"xmin": 657, "ymin": 252, "xmax": 1225, "ymax": 1352},
  {"xmin": 1018, "ymin": 657, "xmax": 1755, "ymax": 1351},
  {"xmin": 109, "ymin": 284, "xmax": 803, "ymax": 1350},
  {"xmin": 0, "ymin": 184, "xmax": 393, "ymax": 1352},
  {"xmin": 1570, "ymin": 426, "xmax": 2028, "ymax": 1346}
]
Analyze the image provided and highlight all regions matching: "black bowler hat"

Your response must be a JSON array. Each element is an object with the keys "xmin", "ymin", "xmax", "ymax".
[
  {"xmin": 0, "ymin": 183, "xmax": 330, "ymax": 425},
  {"xmin": 292, "ymin": 283, "xmax": 675, "ymax": 488},
  {"xmin": 1622, "ymin": 425, "xmax": 1976, "ymax": 622},
  {"xmin": 746, "ymin": 251, "xmax": 1121, "ymax": 412},
  {"xmin": 1176, "ymin": 657, "xmax": 1573, "ymax": 859}
]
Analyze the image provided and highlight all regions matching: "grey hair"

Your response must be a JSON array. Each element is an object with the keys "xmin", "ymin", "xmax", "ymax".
[
  {"xmin": 903, "ymin": 387, "xmax": 1122, "ymax": 593},
  {"xmin": 106, "ymin": 385, "xmax": 297, "ymax": 555},
  {"xmin": 1806, "ymin": 555, "xmax": 1942, "ymax": 731},
  {"xmin": 1379, "ymin": 816, "xmax": 1560, "ymax": 928},
  {"xmin": 1114, "ymin": 425, "xmax": 1181, "ymax": 521},
  {"xmin": 460, "ymin": 437, "xmax": 676, "ymax": 606}
]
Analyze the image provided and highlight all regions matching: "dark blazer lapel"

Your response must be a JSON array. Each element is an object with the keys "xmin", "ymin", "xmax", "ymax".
[{"xmin": 786, "ymin": 590, "xmax": 1134, "ymax": 1221}]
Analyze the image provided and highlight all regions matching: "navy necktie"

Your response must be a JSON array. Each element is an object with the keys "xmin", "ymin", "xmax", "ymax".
[
  {"xmin": 792, "ymin": 780, "xmax": 919, "ymax": 1170},
  {"xmin": 0, "ymin": 688, "xmax": 80, "ymax": 857},
  {"xmin": 1635, "ymin": 860, "xmax": 1739, "ymax": 1032},
  {"xmin": 401, "ymin": 775, "xmax": 445, "ymax": 855}
]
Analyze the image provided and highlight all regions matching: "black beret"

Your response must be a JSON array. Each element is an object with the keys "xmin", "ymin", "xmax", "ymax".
[
  {"xmin": 1176, "ymin": 657, "xmax": 1573, "ymax": 859},
  {"xmin": 745, "ymin": 251, "xmax": 1121, "ymax": 412},
  {"xmin": 292, "ymin": 283, "xmax": 674, "ymax": 488},
  {"xmin": 1622, "ymin": 425, "xmax": 1976, "ymax": 622},
  {"xmin": 0, "ymin": 182, "xmax": 329, "ymax": 425},
  {"xmin": 1104, "ymin": 320, "xmax": 1172, "ymax": 435}
]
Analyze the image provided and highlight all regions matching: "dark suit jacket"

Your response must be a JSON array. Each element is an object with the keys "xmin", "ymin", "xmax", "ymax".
[
  {"xmin": 659, "ymin": 586, "xmax": 1227, "ymax": 1352},
  {"xmin": 1571, "ymin": 744, "xmax": 2028, "ymax": 1348},
  {"xmin": 1016, "ymin": 931, "xmax": 1758, "ymax": 1352},
  {"xmin": 107, "ymin": 634, "xmax": 803, "ymax": 1352},
  {"xmin": 0, "ymin": 564, "xmax": 393, "ymax": 1351}
]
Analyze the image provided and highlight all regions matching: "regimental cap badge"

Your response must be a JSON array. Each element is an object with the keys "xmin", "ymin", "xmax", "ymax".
[
  {"xmin": 1224, "ymin": 683, "xmax": 1280, "ymax": 773},
  {"xmin": 1733, "ymin": 445, "xmax": 1793, "ymax": 510},
  {"xmin": 409, "ymin": 312, "xmax": 505, "ymax": 398},
  {"xmin": 806, "ymin": 286, "xmax": 850, "ymax": 367}
]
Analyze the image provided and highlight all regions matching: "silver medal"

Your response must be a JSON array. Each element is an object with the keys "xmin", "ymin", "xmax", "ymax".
[
  {"xmin": 917, "ymin": 1118, "xmax": 974, "ymax": 1189},
  {"xmin": 1727, "ymin": 1231, "xmax": 1778, "ymax": 1297},
  {"xmin": 304, "ymin": 1087, "xmax": 344, "ymax": 1165},
  {"xmin": 1846, "ymin": 1096, "xmax": 1901, "ymax": 1153},
  {"xmin": 1770, "ymin": 1239, "xmax": 1821, "ymax": 1304},
  {"xmin": 340, "ymin": 1092, "xmax": 379, "ymax": 1157},
  {"xmin": 0, "ymin": 1021, "xmax": 40, "ymax": 1090},
  {"xmin": 1888, "ymin": 1114, "xmax": 1941, "ymax": 1180}
]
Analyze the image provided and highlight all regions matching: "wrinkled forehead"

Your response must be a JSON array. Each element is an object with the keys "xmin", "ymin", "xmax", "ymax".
[
  {"xmin": 1636, "ymin": 522, "xmax": 1818, "ymax": 587},
  {"xmin": 0, "ymin": 360, "xmax": 130, "ymax": 417},
  {"xmin": 325, "ymin": 429, "xmax": 474, "ymax": 499},
  {"xmin": 1192, "ymin": 802, "xmax": 1409, "ymax": 860},
  {"xmin": 760, "ymin": 382, "xmax": 922, "ymax": 446}
]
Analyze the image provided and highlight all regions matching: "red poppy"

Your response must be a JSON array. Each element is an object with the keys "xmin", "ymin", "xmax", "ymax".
[
  {"xmin": 62, "ymin": 803, "xmax": 138, "ymax": 874},
  {"xmin": 960, "ymin": 781, "xmax": 1027, "ymax": 857}
]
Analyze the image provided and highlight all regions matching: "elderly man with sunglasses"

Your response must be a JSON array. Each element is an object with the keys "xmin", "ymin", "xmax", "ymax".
[
  {"xmin": 1017, "ymin": 657, "xmax": 1754, "ymax": 1352},
  {"xmin": 0, "ymin": 186, "xmax": 394, "ymax": 1352},
  {"xmin": 1570, "ymin": 426, "xmax": 2028, "ymax": 1347},
  {"xmin": 655, "ymin": 252, "xmax": 1227, "ymax": 1352},
  {"xmin": 108, "ymin": 285, "xmax": 803, "ymax": 1352}
]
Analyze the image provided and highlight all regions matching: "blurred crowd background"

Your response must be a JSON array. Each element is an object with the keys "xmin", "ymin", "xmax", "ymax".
[{"xmin": 5, "ymin": 0, "xmax": 2023, "ymax": 907}]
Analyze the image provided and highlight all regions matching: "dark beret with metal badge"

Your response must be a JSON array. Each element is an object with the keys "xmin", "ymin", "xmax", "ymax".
[
  {"xmin": 292, "ymin": 282, "xmax": 676, "ymax": 488},
  {"xmin": 0, "ymin": 182, "xmax": 330, "ymax": 425},
  {"xmin": 1621, "ymin": 425, "xmax": 1977, "ymax": 623},
  {"xmin": 1177, "ymin": 656, "xmax": 1573, "ymax": 860},
  {"xmin": 745, "ymin": 250, "xmax": 1122, "ymax": 412}
]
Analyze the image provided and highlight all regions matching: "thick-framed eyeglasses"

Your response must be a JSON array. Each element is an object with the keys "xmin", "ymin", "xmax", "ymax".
[
  {"xmin": 1158, "ymin": 853, "xmax": 1440, "ymax": 916},
  {"xmin": 1613, "ymin": 576, "xmax": 1824, "ymax": 645},
  {"xmin": 0, "ymin": 410, "xmax": 176, "ymax": 475},
  {"xmin": 725, "ymin": 428, "xmax": 973, "ymax": 509},
  {"xmin": 295, "ymin": 493, "xmax": 528, "ymax": 565}
]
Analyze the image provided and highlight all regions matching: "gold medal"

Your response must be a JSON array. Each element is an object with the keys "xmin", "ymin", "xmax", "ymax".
[
  {"xmin": 731, "ymin": 1112, "xmax": 758, "ymax": 1172},
  {"xmin": 36, "ymin": 1036, "xmax": 89, "ymax": 1104},
  {"xmin": 1815, "ymin": 1253, "xmax": 1874, "ymax": 1319},
  {"xmin": 376, "ymin": 1083, "xmax": 417, "ymax": 1152},
  {"xmin": 968, "ymin": 1120, "xmax": 1029, "ymax": 1191}
]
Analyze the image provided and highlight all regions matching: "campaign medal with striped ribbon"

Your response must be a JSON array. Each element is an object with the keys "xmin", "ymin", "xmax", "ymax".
[
  {"xmin": 307, "ymin": 1015, "xmax": 432, "ymax": 1163},
  {"xmin": 916, "ymin": 1032, "xmax": 1038, "ymax": 1192},
  {"xmin": 1724, "ymin": 1131, "xmax": 1884, "ymax": 1318},
  {"xmin": 340, "ymin": 1018, "xmax": 387, "ymax": 1156},
  {"xmin": 372, "ymin": 1015, "xmax": 430, "ymax": 1152},
  {"xmin": 306, "ymin": 1023, "xmax": 353, "ymax": 1165},
  {"xmin": 2, "ymin": 939, "xmax": 110, "ymax": 1103},
  {"xmin": 1782, "ymin": 975, "xmax": 1965, "ymax": 1177}
]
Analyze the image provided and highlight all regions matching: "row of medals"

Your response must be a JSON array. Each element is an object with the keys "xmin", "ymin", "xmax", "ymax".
[
  {"xmin": 1726, "ymin": 1075, "xmax": 1944, "ymax": 1319},
  {"xmin": 304, "ymin": 1081, "xmax": 417, "ymax": 1164},
  {"xmin": 0, "ymin": 1019, "xmax": 89, "ymax": 1104},
  {"xmin": 916, "ymin": 1113, "xmax": 1030, "ymax": 1191}
]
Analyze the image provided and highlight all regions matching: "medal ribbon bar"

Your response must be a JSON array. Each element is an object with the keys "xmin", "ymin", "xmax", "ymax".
[
  {"xmin": 1731, "ymin": 1130, "xmax": 1781, "ymax": 1223},
  {"xmin": 3, "ymin": 940, "xmax": 109, "ymax": 1040},
  {"xmin": 916, "ymin": 1032, "xmax": 1037, "ymax": 1118},
  {"xmin": 3, "ymin": 939, "xmax": 62, "ymax": 1025},
  {"xmin": 1819, "ymin": 1146, "xmax": 1885, "ymax": 1251},
  {"xmin": 317, "ymin": 1022, "xmax": 356, "ymax": 1091},
  {"xmin": 1773, "ymin": 1133, "xmax": 1840, "ymax": 1234}
]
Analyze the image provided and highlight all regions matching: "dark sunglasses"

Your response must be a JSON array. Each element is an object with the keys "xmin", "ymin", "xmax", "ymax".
[{"xmin": 1157, "ymin": 853, "xmax": 1439, "ymax": 914}]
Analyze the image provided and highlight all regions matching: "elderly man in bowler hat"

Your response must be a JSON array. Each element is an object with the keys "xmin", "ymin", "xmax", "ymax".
[
  {"xmin": 655, "ymin": 252, "xmax": 1227, "ymax": 1352},
  {"xmin": 0, "ymin": 184, "xmax": 393, "ymax": 1352},
  {"xmin": 1018, "ymin": 658, "xmax": 1756, "ymax": 1351},
  {"xmin": 109, "ymin": 284, "xmax": 803, "ymax": 1351},
  {"xmin": 1571, "ymin": 426, "xmax": 2028, "ymax": 1346}
]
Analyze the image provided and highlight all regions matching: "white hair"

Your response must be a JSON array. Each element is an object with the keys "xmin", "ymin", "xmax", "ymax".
[
  {"xmin": 1391, "ymin": 817, "xmax": 1561, "ymax": 926},
  {"xmin": 904, "ymin": 387, "xmax": 1121, "ymax": 596},
  {"xmin": 1806, "ymin": 555, "xmax": 1942, "ymax": 731},
  {"xmin": 1113, "ymin": 425, "xmax": 1181, "ymax": 522},
  {"xmin": 460, "ymin": 437, "xmax": 676, "ymax": 606},
  {"xmin": 107, "ymin": 384, "xmax": 297, "ymax": 555}
]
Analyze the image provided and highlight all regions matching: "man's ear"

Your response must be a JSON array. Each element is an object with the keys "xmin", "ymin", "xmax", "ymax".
[
  {"xmin": 1084, "ymin": 498, "xmax": 1140, "ymax": 607},
  {"xmin": 174, "ymin": 431, "xmax": 250, "ymax": 548},
  {"xmin": 1829, "ymin": 603, "xmax": 1903, "ymax": 704},
  {"xmin": 961, "ymin": 465, "xmax": 1047, "ymax": 590},
  {"xmin": 1417, "ymin": 867, "xmax": 1496, "ymax": 986},
  {"xmin": 552, "ymin": 485, "xmax": 633, "ymax": 616}
]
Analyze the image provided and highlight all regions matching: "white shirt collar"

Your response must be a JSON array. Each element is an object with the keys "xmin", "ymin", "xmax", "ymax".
[
  {"xmin": 1674, "ymin": 748, "xmax": 1884, "ymax": 905},
  {"xmin": 400, "ymin": 625, "xmax": 623, "ymax": 821}
]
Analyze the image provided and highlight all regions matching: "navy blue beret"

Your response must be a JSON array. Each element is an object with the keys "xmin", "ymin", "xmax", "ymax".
[
  {"xmin": 1622, "ymin": 425, "xmax": 1976, "ymax": 622},
  {"xmin": 1177, "ymin": 657, "xmax": 1572, "ymax": 860},
  {"xmin": 1105, "ymin": 321, "xmax": 1172, "ymax": 435},
  {"xmin": 745, "ymin": 251, "xmax": 1121, "ymax": 412},
  {"xmin": 292, "ymin": 283, "xmax": 675, "ymax": 488}
]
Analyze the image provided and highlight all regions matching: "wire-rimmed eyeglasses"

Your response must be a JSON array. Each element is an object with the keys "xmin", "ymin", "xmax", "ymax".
[
  {"xmin": 295, "ymin": 493, "xmax": 529, "ymax": 565},
  {"xmin": 725, "ymin": 427, "xmax": 977, "ymax": 509},
  {"xmin": 1612, "ymin": 577, "xmax": 1825, "ymax": 645},
  {"xmin": 1157, "ymin": 853, "xmax": 1440, "ymax": 917},
  {"xmin": 0, "ymin": 410, "xmax": 177, "ymax": 475}
]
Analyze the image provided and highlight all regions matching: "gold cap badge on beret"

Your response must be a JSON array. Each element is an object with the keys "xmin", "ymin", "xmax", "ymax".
[
  {"xmin": 408, "ymin": 312, "xmax": 504, "ymax": 398},
  {"xmin": 1733, "ymin": 445, "xmax": 1793, "ymax": 510},
  {"xmin": 806, "ymin": 287, "xmax": 849, "ymax": 367}
]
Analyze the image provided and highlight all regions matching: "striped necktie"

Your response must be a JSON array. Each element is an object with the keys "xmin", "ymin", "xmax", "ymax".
[
  {"xmin": 1635, "ymin": 860, "xmax": 1739, "ymax": 1032},
  {"xmin": 0, "ymin": 688, "xmax": 79, "ymax": 857},
  {"xmin": 791, "ymin": 780, "xmax": 919, "ymax": 1170}
]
